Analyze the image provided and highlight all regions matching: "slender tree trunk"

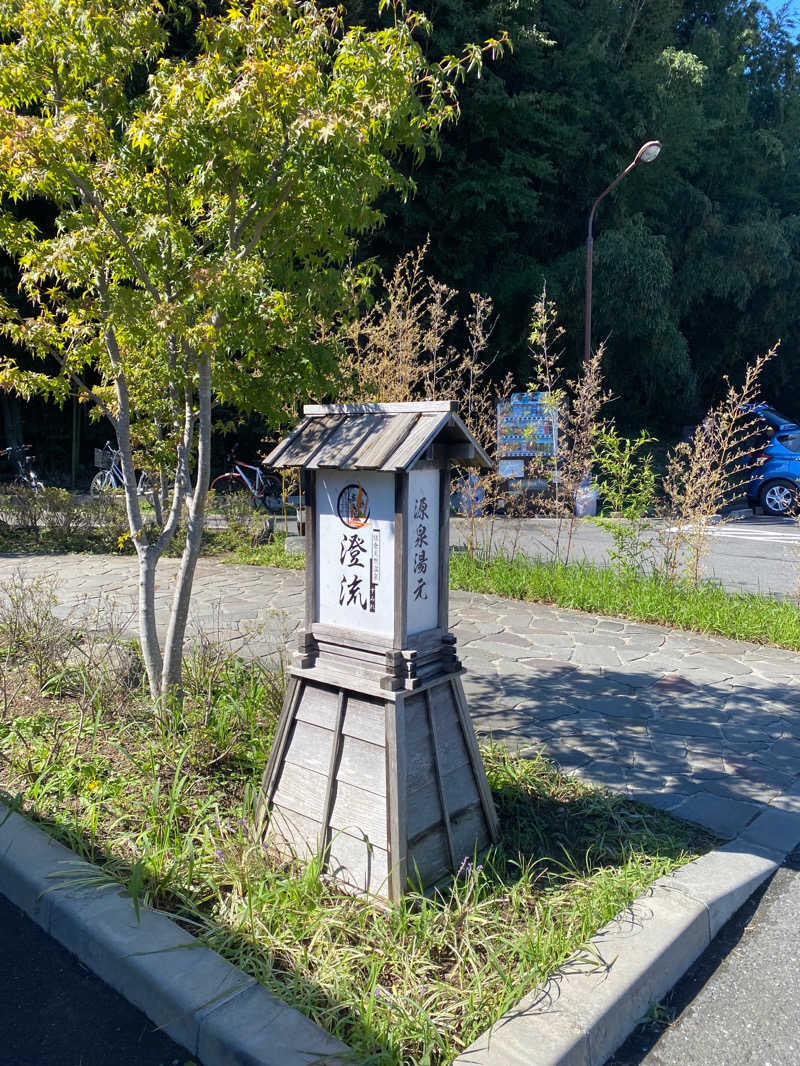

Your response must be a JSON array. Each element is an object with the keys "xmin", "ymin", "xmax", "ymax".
[
  {"xmin": 160, "ymin": 352, "xmax": 212, "ymax": 698},
  {"xmin": 138, "ymin": 544, "xmax": 163, "ymax": 698}
]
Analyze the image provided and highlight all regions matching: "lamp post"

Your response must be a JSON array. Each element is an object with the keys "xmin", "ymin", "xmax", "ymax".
[{"xmin": 583, "ymin": 140, "xmax": 661, "ymax": 363}]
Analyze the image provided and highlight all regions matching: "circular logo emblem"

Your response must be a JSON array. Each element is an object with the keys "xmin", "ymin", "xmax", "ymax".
[{"xmin": 337, "ymin": 483, "xmax": 370, "ymax": 528}]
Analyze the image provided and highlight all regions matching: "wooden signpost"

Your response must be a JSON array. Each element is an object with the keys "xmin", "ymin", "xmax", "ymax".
[{"xmin": 259, "ymin": 401, "xmax": 499, "ymax": 903}]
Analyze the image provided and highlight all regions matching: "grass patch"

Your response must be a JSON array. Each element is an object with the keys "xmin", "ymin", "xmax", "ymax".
[
  {"xmin": 224, "ymin": 531, "xmax": 305, "ymax": 569},
  {"xmin": 0, "ymin": 583, "xmax": 714, "ymax": 1065},
  {"xmin": 449, "ymin": 551, "xmax": 800, "ymax": 651}
]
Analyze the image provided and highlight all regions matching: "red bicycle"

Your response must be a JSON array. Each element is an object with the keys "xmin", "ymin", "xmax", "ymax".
[{"xmin": 210, "ymin": 444, "xmax": 281, "ymax": 510}]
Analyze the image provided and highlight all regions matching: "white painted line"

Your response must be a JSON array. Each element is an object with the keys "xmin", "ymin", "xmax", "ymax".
[{"xmin": 667, "ymin": 526, "xmax": 800, "ymax": 543}]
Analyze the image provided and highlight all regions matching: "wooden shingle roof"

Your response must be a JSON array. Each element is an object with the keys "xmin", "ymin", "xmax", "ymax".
[{"xmin": 265, "ymin": 401, "xmax": 491, "ymax": 471}]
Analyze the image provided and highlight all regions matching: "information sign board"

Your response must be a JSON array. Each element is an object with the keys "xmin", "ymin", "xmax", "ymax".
[
  {"xmin": 406, "ymin": 468, "xmax": 439, "ymax": 634},
  {"xmin": 316, "ymin": 469, "xmax": 395, "ymax": 635},
  {"xmin": 497, "ymin": 392, "xmax": 557, "ymax": 463}
]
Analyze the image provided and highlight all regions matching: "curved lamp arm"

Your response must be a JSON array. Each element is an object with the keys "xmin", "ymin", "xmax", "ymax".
[{"xmin": 584, "ymin": 140, "xmax": 661, "ymax": 364}]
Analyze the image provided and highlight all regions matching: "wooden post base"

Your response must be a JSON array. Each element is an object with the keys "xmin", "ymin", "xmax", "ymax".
[{"xmin": 259, "ymin": 665, "xmax": 498, "ymax": 904}]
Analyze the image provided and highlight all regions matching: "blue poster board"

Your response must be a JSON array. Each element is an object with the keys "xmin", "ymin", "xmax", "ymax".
[{"xmin": 496, "ymin": 393, "xmax": 557, "ymax": 470}]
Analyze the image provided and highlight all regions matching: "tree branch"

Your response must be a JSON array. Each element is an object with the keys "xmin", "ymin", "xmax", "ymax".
[
  {"xmin": 65, "ymin": 169, "xmax": 162, "ymax": 304},
  {"xmin": 228, "ymin": 164, "xmax": 241, "ymax": 249},
  {"xmin": 229, "ymin": 134, "xmax": 292, "ymax": 250},
  {"xmin": 47, "ymin": 347, "xmax": 118, "ymax": 428},
  {"xmin": 97, "ymin": 269, "xmax": 145, "ymax": 541},
  {"xmin": 236, "ymin": 179, "xmax": 295, "ymax": 260}
]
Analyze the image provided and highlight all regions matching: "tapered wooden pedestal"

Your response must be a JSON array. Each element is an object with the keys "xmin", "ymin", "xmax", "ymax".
[
  {"xmin": 260, "ymin": 664, "xmax": 498, "ymax": 903},
  {"xmin": 261, "ymin": 401, "xmax": 498, "ymax": 903}
]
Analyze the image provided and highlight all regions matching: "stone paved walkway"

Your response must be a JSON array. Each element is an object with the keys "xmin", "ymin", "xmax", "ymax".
[{"xmin": 3, "ymin": 553, "xmax": 800, "ymax": 840}]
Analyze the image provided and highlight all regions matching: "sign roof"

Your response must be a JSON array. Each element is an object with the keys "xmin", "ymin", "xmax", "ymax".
[{"xmin": 265, "ymin": 402, "xmax": 491, "ymax": 471}]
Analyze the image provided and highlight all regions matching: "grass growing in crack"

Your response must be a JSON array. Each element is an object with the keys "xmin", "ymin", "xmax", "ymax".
[
  {"xmin": 0, "ymin": 578, "xmax": 714, "ymax": 1065},
  {"xmin": 449, "ymin": 551, "xmax": 800, "ymax": 651}
]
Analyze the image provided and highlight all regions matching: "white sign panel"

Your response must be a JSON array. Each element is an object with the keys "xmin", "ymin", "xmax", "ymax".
[
  {"xmin": 407, "ymin": 468, "xmax": 439, "ymax": 635},
  {"xmin": 316, "ymin": 470, "xmax": 395, "ymax": 636}
]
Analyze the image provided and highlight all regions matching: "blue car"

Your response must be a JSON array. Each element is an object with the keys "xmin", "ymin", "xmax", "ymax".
[{"xmin": 744, "ymin": 403, "xmax": 800, "ymax": 515}]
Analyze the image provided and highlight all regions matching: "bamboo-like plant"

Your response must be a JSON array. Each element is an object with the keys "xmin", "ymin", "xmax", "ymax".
[
  {"xmin": 658, "ymin": 350, "xmax": 774, "ymax": 585},
  {"xmin": 522, "ymin": 287, "xmax": 610, "ymax": 562}
]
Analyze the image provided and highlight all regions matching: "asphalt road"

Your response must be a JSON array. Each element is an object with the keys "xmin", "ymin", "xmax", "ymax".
[
  {"xmin": 451, "ymin": 514, "xmax": 800, "ymax": 598},
  {"xmin": 0, "ymin": 893, "xmax": 193, "ymax": 1066},
  {"xmin": 608, "ymin": 844, "xmax": 800, "ymax": 1066}
]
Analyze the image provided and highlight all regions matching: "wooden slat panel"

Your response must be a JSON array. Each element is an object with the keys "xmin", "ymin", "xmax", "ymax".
[
  {"xmin": 450, "ymin": 804, "xmax": 491, "ymax": 865},
  {"xmin": 354, "ymin": 413, "xmax": 420, "ymax": 469},
  {"xmin": 293, "ymin": 683, "xmax": 338, "ymax": 729},
  {"xmin": 408, "ymin": 823, "xmax": 450, "ymax": 889},
  {"xmin": 408, "ymin": 805, "xmax": 489, "ymax": 891},
  {"xmin": 337, "ymin": 734, "xmax": 386, "ymax": 796},
  {"xmin": 407, "ymin": 764, "xmax": 481, "ymax": 839},
  {"xmin": 385, "ymin": 412, "xmax": 448, "ymax": 470},
  {"xmin": 345, "ymin": 696, "xmax": 388, "ymax": 747},
  {"xmin": 425, "ymin": 687, "xmax": 456, "ymax": 875},
  {"xmin": 330, "ymin": 780, "xmax": 386, "ymax": 846},
  {"xmin": 276, "ymin": 415, "xmax": 344, "ymax": 467},
  {"xmin": 273, "ymin": 757, "xmax": 386, "ymax": 846},
  {"xmin": 270, "ymin": 803, "xmax": 392, "ymax": 897},
  {"xmin": 449, "ymin": 677, "xmax": 500, "ymax": 841},
  {"xmin": 284, "ymin": 720, "xmax": 334, "ymax": 776},
  {"xmin": 319, "ymin": 690, "xmax": 347, "ymax": 859},
  {"xmin": 272, "ymin": 760, "xmax": 327, "ymax": 822},
  {"xmin": 327, "ymin": 829, "xmax": 389, "ymax": 897},
  {"xmin": 259, "ymin": 676, "xmax": 304, "ymax": 814},
  {"xmin": 385, "ymin": 692, "xmax": 408, "ymax": 903},
  {"xmin": 407, "ymin": 686, "xmax": 471, "ymax": 780},
  {"xmin": 428, "ymin": 681, "xmax": 473, "ymax": 776},
  {"xmin": 296, "ymin": 686, "xmax": 386, "ymax": 747},
  {"xmin": 308, "ymin": 416, "xmax": 377, "ymax": 468},
  {"xmin": 269, "ymin": 806, "xmax": 321, "ymax": 861}
]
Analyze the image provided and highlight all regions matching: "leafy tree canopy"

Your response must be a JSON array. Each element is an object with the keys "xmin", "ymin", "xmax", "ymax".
[
  {"xmin": 361, "ymin": 0, "xmax": 800, "ymax": 429},
  {"xmin": 0, "ymin": 0, "xmax": 506, "ymax": 700}
]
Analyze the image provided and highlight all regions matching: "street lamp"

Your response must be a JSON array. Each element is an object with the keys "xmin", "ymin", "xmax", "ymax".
[{"xmin": 583, "ymin": 140, "xmax": 661, "ymax": 363}]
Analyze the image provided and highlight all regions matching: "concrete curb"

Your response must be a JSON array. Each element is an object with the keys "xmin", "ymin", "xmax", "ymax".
[
  {"xmin": 4, "ymin": 795, "xmax": 799, "ymax": 1066},
  {"xmin": 0, "ymin": 800, "xmax": 349, "ymax": 1066},
  {"xmin": 453, "ymin": 831, "xmax": 798, "ymax": 1066}
]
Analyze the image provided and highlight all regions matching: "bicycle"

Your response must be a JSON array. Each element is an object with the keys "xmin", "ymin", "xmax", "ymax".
[
  {"xmin": 0, "ymin": 444, "xmax": 43, "ymax": 492},
  {"xmin": 210, "ymin": 444, "xmax": 281, "ymax": 510},
  {"xmin": 91, "ymin": 441, "xmax": 151, "ymax": 496}
]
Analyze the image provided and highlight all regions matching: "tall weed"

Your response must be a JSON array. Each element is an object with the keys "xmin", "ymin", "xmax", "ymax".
[
  {"xmin": 521, "ymin": 287, "xmax": 610, "ymax": 562},
  {"xmin": 593, "ymin": 428, "xmax": 657, "ymax": 577},
  {"xmin": 659, "ymin": 350, "xmax": 773, "ymax": 584}
]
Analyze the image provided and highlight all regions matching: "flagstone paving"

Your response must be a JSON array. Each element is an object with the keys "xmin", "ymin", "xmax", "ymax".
[{"xmin": 3, "ymin": 553, "xmax": 800, "ymax": 839}]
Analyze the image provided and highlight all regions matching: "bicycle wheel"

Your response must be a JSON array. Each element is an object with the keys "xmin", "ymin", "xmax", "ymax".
[
  {"xmin": 90, "ymin": 470, "xmax": 114, "ymax": 496},
  {"xmin": 210, "ymin": 472, "xmax": 248, "ymax": 496}
]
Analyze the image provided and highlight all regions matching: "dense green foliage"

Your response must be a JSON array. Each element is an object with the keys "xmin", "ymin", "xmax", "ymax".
[
  {"xmin": 361, "ymin": 0, "xmax": 800, "ymax": 429},
  {"xmin": 2, "ymin": 0, "xmax": 799, "ymax": 451}
]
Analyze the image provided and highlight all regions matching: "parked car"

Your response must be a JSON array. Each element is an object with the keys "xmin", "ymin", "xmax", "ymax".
[{"xmin": 743, "ymin": 403, "xmax": 800, "ymax": 516}]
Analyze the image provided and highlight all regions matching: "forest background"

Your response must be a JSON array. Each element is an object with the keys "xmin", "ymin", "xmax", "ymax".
[{"xmin": 2, "ymin": 0, "xmax": 800, "ymax": 477}]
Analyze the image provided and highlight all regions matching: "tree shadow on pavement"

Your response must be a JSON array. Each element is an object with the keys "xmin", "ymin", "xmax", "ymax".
[{"xmin": 462, "ymin": 658, "xmax": 800, "ymax": 837}]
